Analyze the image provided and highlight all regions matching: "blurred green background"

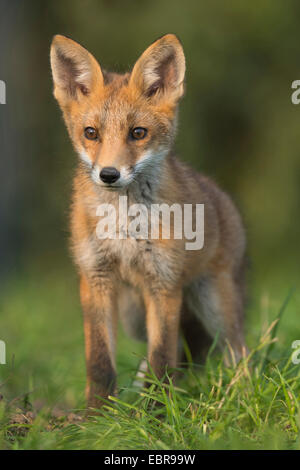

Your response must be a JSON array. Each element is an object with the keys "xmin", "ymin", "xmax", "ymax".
[{"xmin": 0, "ymin": 0, "xmax": 299, "ymax": 408}]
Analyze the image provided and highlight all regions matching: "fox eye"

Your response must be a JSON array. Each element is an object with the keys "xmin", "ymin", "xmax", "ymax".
[
  {"xmin": 84, "ymin": 127, "xmax": 98, "ymax": 140},
  {"xmin": 131, "ymin": 127, "xmax": 147, "ymax": 140}
]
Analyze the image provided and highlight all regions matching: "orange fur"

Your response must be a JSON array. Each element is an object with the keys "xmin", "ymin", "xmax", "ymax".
[{"xmin": 50, "ymin": 34, "xmax": 247, "ymax": 409}]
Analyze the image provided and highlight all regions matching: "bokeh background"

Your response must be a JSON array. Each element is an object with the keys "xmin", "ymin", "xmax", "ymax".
[{"xmin": 0, "ymin": 0, "xmax": 299, "ymax": 407}]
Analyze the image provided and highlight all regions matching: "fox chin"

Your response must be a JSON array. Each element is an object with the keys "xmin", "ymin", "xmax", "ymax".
[{"xmin": 50, "ymin": 33, "xmax": 247, "ymax": 410}]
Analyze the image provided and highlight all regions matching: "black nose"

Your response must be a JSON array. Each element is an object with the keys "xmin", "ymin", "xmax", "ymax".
[{"xmin": 100, "ymin": 167, "xmax": 120, "ymax": 184}]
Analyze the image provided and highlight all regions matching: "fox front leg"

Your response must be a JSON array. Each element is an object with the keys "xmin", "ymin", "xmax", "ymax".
[
  {"xmin": 144, "ymin": 289, "xmax": 182, "ymax": 381},
  {"xmin": 80, "ymin": 276, "xmax": 118, "ymax": 410}
]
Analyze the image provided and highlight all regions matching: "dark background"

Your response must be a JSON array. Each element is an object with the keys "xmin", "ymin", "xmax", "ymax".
[{"xmin": 1, "ymin": 0, "xmax": 299, "ymax": 291}]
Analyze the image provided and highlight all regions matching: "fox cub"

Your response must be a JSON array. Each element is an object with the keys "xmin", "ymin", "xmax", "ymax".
[{"xmin": 50, "ymin": 34, "xmax": 247, "ymax": 409}]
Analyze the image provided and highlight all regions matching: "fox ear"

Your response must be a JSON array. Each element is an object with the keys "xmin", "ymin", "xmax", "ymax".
[
  {"xmin": 129, "ymin": 34, "xmax": 185, "ymax": 104},
  {"xmin": 50, "ymin": 35, "xmax": 104, "ymax": 106}
]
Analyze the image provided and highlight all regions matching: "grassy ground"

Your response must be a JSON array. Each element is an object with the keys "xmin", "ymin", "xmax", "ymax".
[{"xmin": 0, "ymin": 264, "xmax": 299, "ymax": 450}]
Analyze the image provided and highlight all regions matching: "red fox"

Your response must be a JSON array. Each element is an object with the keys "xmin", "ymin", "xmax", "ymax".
[{"xmin": 50, "ymin": 34, "xmax": 247, "ymax": 409}]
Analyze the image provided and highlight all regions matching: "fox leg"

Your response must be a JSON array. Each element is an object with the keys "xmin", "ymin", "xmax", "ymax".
[
  {"xmin": 186, "ymin": 270, "xmax": 247, "ymax": 363},
  {"xmin": 144, "ymin": 289, "xmax": 182, "ymax": 380},
  {"xmin": 200, "ymin": 271, "xmax": 247, "ymax": 361},
  {"xmin": 180, "ymin": 301, "xmax": 213, "ymax": 363},
  {"xmin": 118, "ymin": 285, "xmax": 146, "ymax": 342},
  {"xmin": 80, "ymin": 275, "xmax": 118, "ymax": 409}
]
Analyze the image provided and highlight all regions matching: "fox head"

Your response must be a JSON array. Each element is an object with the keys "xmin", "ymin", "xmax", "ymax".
[{"xmin": 50, "ymin": 34, "xmax": 185, "ymax": 190}]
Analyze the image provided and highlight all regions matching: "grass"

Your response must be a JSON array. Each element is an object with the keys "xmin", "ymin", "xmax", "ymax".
[{"xmin": 0, "ymin": 263, "xmax": 299, "ymax": 450}]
